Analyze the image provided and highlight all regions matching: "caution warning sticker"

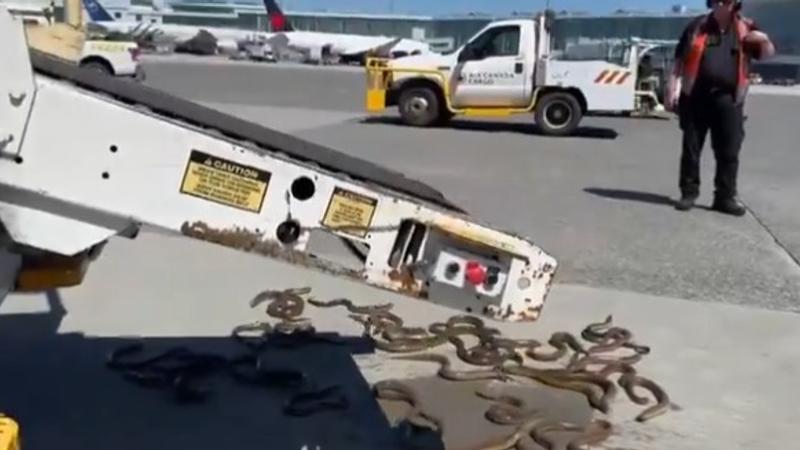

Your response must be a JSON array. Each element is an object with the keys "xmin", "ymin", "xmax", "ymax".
[
  {"xmin": 322, "ymin": 187, "xmax": 378, "ymax": 238},
  {"xmin": 180, "ymin": 150, "xmax": 270, "ymax": 213}
]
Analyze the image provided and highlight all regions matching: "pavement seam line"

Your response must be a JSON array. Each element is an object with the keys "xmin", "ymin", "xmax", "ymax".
[{"xmin": 744, "ymin": 200, "xmax": 800, "ymax": 272}]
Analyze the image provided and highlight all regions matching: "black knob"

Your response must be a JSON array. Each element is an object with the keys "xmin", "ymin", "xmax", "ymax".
[
  {"xmin": 445, "ymin": 262, "xmax": 460, "ymax": 279},
  {"xmin": 486, "ymin": 267, "xmax": 501, "ymax": 286},
  {"xmin": 276, "ymin": 220, "xmax": 301, "ymax": 245}
]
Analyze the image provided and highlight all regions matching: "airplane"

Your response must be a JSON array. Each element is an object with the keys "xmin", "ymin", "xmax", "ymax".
[
  {"xmin": 79, "ymin": 0, "xmax": 434, "ymax": 63},
  {"xmin": 263, "ymin": 0, "xmax": 435, "ymax": 65},
  {"xmin": 80, "ymin": 0, "xmax": 271, "ymax": 51}
]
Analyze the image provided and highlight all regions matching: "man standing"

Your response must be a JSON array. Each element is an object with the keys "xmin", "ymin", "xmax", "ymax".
[{"xmin": 666, "ymin": 0, "xmax": 775, "ymax": 216}]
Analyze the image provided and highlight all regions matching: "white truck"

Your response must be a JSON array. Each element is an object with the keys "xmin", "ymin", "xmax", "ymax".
[
  {"xmin": 366, "ymin": 13, "xmax": 645, "ymax": 136},
  {"xmin": 78, "ymin": 38, "xmax": 144, "ymax": 79},
  {"xmin": 15, "ymin": 0, "xmax": 144, "ymax": 80}
]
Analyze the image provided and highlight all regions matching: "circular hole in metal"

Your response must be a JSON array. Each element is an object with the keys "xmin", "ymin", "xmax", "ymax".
[
  {"xmin": 276, "ymin": 220, "xmax": 301, "ymax": 245},
  {"xmin": 13, "ymin": 156, "xmax": 23, "ymax": 164},
  {"xmin": 102, "ymin": 172, "xmax": 110, "ymax": 179},
  {"xmin": 517, "ymin": 277, "xmax": 532, "ymax": 290},
  {"xmin": 466, "ymin": 307, "xmax": 473, "ymax": 313},
  {"xmin": 291, "ymin": 176, "xmax": 315, "ymax": 201},
  {"xmin": 110, "ymin": 145, "xmax": 118, "ymax": 153}
]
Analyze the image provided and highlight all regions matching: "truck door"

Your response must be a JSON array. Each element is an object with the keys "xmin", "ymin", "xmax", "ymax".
[{"xmin": 450, "ymin": 24, "xmax": 531, "ymax": 108}]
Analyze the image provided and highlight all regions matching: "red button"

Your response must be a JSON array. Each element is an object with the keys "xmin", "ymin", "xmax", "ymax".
[{"xmin": 465, "ymin": 261, "xmax": 486, "ymax": 285}]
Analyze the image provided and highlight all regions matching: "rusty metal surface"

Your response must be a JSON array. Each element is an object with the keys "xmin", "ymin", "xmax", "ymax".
[
  {"xmin": 180, "ymin": 221, "xmax": 431, "ymax": 301},
  {"xmin": 387, "ymin": 266, "xmax": 425, "ymax": 298},
  {"xmin": 180, "ymin": 216, "xmax": 559, "ymax": 323},
  {"xmin": 180, "ymin": 221, "xmax": 362, "ymax": 280}
]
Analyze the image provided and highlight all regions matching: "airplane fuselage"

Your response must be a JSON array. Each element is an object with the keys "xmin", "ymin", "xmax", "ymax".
[
  {"xmin": 92, "ymin": 19, "xmax": 272, "ymax": 43},
  {"xmin": 277, "ymin": 30, "xmax": 432, "ymax": 61}
]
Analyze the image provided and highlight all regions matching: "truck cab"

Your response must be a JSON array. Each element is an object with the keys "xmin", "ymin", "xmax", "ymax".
[{"xmin": 366, "ymin": 15, "xmax": 642, "ymax": 136}]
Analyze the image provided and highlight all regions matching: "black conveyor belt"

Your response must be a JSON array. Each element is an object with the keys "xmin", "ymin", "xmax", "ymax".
[{"xmin": 29, "ymin": 50, "xmax": 465, "ymax": 214}]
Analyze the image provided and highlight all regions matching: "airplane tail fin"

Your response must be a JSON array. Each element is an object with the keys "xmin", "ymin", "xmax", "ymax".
[
  {"xmin": 263, "ymin": 0, "xmax": 293, "ymax": 32},
  {"xmin": 82, "ymin": 0, "xmax": 114, "ymax": 22}
]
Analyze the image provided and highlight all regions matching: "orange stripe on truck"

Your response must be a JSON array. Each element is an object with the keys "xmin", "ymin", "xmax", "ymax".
[
  {"xmin": 595, "ymin": 70, "xmax": 632, "ymax": 85},
  {"xmin": 594, "ymin": 70, "xmax": 609, "ymax": 83},
  {"xmin": 604, "ymin": 71, "xmax": 620, "ymax": 83}
]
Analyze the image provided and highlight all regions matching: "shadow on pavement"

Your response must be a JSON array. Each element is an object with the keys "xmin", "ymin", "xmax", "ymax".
[
  {"xmin": 584, "ymin": 187, "xmax": 725, "ymax": 213},
  {"xmin": 360, "ymin": 116, "xmax": 619, "ymax": 140},
  {"xmin": 584, "ymin": 188, "xmax": 678, "ymax": 207},
  {"xmin": 0, "ymin": 291, "xmax": 444, "ymax": 450},
  {"xmin": 587, "ymin": 111, "xmax": 672, "ymax": 121}
]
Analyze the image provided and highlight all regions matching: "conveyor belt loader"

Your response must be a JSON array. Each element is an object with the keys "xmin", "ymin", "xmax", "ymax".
[{"xmin": 0, "ymin": 7, "xmax": 557, "ymax": 325}]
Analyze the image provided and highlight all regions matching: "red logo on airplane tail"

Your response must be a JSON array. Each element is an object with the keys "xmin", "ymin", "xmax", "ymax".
[{"xmin": 270, "ymin": 13, "xmax": 286, "ymax": 31}]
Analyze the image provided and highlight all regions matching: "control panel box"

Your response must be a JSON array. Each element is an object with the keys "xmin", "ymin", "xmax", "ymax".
[{"xmin": 420, "ymin": 227, "xmax": 513, "ymax": 316}]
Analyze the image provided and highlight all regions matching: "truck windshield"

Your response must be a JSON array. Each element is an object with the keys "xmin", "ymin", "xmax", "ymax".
[{"xmin": 465, "ymin": 25, "xmax": 522, "ymax": 58}]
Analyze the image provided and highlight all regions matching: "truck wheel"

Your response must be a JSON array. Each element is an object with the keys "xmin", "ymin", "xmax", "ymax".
[
  {"xmin": 398, "ymin": 87, "xmax": 441, "ymax": 127},
  {"xmin": 80, "ymin": 60, "xmax": 113, "ymax": 76},
  {"xmin": 535, "ymin": 92, "xmax": 582, "ymax": 136}
]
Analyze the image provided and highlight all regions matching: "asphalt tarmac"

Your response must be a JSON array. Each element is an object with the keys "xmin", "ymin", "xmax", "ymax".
[{"xmin": 1, "ymin": 57, "xmax": 799, "ymax": 450}]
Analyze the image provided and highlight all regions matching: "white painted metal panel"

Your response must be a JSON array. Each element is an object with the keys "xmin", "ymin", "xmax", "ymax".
[
  {"xmin": 0, "ymin": 6, "xmax": 36, "ymax": 157},
  {"xmin": 544, "ymin": 60, "xmax": 637, "ymax": 111}
]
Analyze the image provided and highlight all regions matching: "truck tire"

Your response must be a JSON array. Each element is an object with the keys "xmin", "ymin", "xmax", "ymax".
[
  {"xmin": 80, "ymin": 60, "xmax": 113, "ymax": 76},
  {"xmin": 398, "ymin": 86, "xmax": 441, "ymax": 127},
  {"xmin": 534, "ymin": 91, "xmax": 582, "ymax": 136}
]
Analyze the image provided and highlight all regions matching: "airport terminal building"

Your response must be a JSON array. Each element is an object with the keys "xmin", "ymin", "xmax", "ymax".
[
  {"xmin": 11, "ymin": 0, "xmax": 799, "ymax": 55},
  {"xmin": 743, "ymin": 0, "xmax": 800, "ymax": 55}
]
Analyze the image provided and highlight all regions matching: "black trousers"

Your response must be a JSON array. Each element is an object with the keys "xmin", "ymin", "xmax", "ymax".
[{"xmin": 678, "ymin": 90, "xmax": 745, "ymax": 200}]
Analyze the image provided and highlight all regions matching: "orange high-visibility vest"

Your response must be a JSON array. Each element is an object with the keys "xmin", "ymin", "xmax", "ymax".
[{"xmin": 681, "ymin": 14, "xmax": 755, "ymax": 104}]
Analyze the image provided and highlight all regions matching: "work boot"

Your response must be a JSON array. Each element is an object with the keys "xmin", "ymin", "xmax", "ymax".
[
  {"xmin": 674, "ymin": 195, "xmax": 697, "ymax": 211},
  {"xmin": 712, "ymin": 196, "xmax": 747, "ymax": 217}
]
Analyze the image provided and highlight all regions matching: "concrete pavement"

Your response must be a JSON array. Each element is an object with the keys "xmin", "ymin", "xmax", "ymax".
[{"xmin": 2, "ymin": 231, "xmax": 799, "ymax": 449}]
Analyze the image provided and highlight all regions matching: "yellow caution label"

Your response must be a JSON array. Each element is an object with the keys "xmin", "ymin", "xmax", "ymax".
[
  {"xmin": 180, "ymin": 150, "xmax": 270, "ymax": 213},
  {"xmin": 322, "ymin": 187, "xmax": 378, "ymax": 238}
]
